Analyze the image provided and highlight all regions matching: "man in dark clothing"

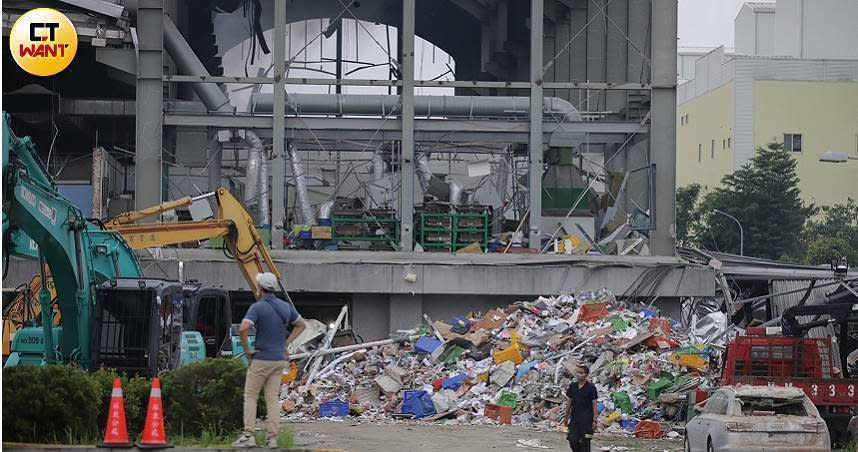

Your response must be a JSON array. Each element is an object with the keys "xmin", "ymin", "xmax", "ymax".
[{"xmin": 564, "ymin": 365, "xmax": 598, "ymax": 452}]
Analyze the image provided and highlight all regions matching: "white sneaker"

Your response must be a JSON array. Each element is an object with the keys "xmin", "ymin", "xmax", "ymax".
[
  {"xmin": 266, "ymin": 437, "xmax": 278, "ymax": 448},
  {"xmin": 232, "ymin": 433, "xmax": 257, "ymax": 448}
]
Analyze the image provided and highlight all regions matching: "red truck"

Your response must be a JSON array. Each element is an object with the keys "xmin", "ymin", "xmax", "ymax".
[{"xmin": 722, "ymin": 332, "xmax": 858, "ymax": 445}]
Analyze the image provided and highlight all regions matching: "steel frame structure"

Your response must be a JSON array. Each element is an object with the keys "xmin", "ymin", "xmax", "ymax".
[{"xmin": 139, "ymin": 0, "xmax": 677, "ymax": 253}]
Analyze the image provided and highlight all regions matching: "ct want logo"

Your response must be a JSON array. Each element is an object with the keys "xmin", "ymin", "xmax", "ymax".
[{"xmin": 9, "ymin": 8, "xmax": 78, "ymax": 76}]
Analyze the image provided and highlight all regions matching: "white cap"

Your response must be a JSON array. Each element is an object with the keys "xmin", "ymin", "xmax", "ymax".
[{"xmin": 255, "ymin": 272, "xmax": 279, "ymax": 292}]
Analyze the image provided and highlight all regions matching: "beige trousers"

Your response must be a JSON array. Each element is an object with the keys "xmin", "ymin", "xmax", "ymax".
[{"xmin": 243, "ymin": 359, "xmax": 287, "ymax": 437}]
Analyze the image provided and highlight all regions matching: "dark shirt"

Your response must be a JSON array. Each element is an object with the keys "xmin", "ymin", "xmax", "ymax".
[
  {"xmin": 243, "ymin": 294, "xmax": 300, "ymax": 361},
  {"xmin": 566, "ymin": 381, "xmax": 598, "ymax": 422}
]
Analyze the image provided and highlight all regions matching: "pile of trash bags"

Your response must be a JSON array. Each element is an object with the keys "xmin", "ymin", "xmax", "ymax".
[{"xmin": 280, "ymin": 289, "xmax": 711, "ymax": 438}]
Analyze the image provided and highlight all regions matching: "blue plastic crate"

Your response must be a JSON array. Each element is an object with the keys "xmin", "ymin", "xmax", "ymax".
[
  {"xmin": 415, "ymin": 336, "xmax": 443, "ymax": 354},
  {"xmin": 319, "ymin": 400, "xmax": 349, "ymax": 417}
]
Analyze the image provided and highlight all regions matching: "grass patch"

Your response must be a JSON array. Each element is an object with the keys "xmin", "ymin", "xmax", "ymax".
[
  {"xmin": 171, "ymin": 428, "xmax": 294, "ymax": 448},
  {"xmin": 172, "ymin": 430, "xmax": 234, "ymax": 447},
  {"xmin": 254, "ymin": 429, "xmax": 295, "ymax": 448}
]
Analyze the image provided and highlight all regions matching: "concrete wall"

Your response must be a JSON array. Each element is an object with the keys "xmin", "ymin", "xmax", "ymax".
[
  {"xmin": 754, "ymin": 80, "xmax": 858, "ymax": 206},
  {"xmin": 676, "ymin": 82, "xmax": 735, "ymax": 190},
  {"xmin": 735, "ymin": 5, "xmax": 775, "ymax": 56},
  {"xmin": 775, "ymin": 0, "xmax": 858, "ymax": 59}
]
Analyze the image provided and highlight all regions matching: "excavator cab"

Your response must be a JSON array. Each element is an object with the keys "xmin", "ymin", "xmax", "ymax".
[
  {"xmin": 182, "ymin": 286, "xmax": 232, "ymax": 358},
  {"xmin": 91, "ymin": 278, "xmax": 203, "ymax": 377}
]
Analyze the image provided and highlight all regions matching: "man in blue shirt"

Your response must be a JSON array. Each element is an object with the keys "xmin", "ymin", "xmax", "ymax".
[{"xmin": 233, "ymin": 273, "xmax": 306, "ymax": 448}]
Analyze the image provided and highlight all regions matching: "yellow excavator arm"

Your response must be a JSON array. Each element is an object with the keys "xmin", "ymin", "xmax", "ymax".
[
  {"xmin": 105, "ymin": 187, "xmax": 281, "ymax": 297},
  {"xmin": 4, "ymin": 187, "xmax": 282, "ymax": 357}
]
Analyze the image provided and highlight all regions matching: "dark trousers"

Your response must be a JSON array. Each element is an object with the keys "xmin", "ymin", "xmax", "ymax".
[{"xmin": 567, "ymin": 417, "xmax": 593, "ymax": 452}]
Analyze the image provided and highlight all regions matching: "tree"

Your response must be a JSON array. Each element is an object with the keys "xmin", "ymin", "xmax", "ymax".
[
  {"xmin": 696, "ymin": 143, "xmax": 815, "ymax": 260},
  {"xmin": 802, "ymin": 198, "xmax": 858, "ymax": 265},
  {"xmin": 676, "ymin": 183, "xmax": 703, "ymax": 247},
  {"xmin": 803, "ymin": 237, "xmax": 858, "ymax": 266}
]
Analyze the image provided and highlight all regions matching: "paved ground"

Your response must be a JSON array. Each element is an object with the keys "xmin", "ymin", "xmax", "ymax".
[{"xmin": 289, "ymin": 421, "xmax": 684, "ymax": 452}]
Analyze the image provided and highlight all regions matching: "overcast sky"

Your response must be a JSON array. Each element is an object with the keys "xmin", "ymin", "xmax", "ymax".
[{"xmin": 678, "ymin": 0, "xmax": 774, "ymax": 49}]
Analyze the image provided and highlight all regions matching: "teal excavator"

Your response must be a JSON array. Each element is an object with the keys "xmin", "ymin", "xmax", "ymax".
[{"xmin": 2, "ymin": 113, "xmax": 195, "ymax": 375}]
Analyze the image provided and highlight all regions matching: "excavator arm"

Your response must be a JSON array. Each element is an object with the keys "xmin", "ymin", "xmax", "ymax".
[
  {"xmin": 105, "ymin": 187, "xmax": 284, "ymax": 298},
  {"xmin": 2, "ymin": 113, "xmax": 144, "ymax": 368}
]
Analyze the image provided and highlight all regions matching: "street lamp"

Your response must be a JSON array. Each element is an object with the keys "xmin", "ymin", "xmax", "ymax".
[
  {"xmin": 713, "ymin": 209, "xmax": 743, "ymax": 256},
  {"xmin": 819, "ymin": 151, "xmax": 858, "ymax": 163}
]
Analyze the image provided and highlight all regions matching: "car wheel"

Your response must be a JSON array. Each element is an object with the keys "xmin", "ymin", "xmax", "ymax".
[{"xmin": 707, "ymin": 437, "xmax": 714, "ymax": 452}]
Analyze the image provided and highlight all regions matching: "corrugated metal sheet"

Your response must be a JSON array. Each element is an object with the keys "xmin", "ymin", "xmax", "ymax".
[{"xmin": 771, "ymin": 279, "xmax": 842, "ymax": 369}]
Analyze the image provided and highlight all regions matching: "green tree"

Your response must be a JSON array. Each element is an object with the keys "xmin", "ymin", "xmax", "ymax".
[
  {"xmin": 801, "ymin": 198, "xmax": 858, "ymax": 265},
  {"xmin": 696, "ymin": 143, "xmax": 815, "ymax": 259},
  {"xmin": 676, "ymin": 183, "xmax": 703, "ymax": 247}
]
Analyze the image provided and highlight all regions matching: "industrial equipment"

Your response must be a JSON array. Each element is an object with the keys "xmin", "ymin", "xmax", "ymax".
[
  {"xmin": 2, "ymin": 113, "xmax": 191, "ymax": 375},
  {"xmin": 3, "ymin": 185, "xmax": 291, "ymax": 361}
]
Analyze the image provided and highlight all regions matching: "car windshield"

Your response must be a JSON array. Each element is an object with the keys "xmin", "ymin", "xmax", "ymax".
[{"xmin": 736, "ymin": 396, "xmax": 807, "ymax": 416}]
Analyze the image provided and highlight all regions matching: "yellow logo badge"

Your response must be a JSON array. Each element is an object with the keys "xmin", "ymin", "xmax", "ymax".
[{"xmin": 9, "ymin": 8, "xmax": 78, "ymax": 76}]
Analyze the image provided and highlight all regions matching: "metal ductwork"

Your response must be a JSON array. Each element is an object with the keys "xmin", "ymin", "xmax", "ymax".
[
  {"xmin": 319, "ymin": 200, "xmax": 334, "ymax": 220},
  {"xmin": 163, "ymin": 16, "xmax": 234, "ymax": 113},
  {"xmin": 289, "ymin": 146, "xmax": 315, "ymax": 225},
  {"xmin": 416, "ymin": 152, "xmax": 432, "ymax": 193},
  {"xmin": 448, "ymin": 180, "xmax": 464, "ymax": 206},
  {"xmin": 244, "ymin": 130, "xmax": 268, "ymax": 224},
  {"xmin": 250, "ymin": 93, "xmax": 582, "ymax": 121}
]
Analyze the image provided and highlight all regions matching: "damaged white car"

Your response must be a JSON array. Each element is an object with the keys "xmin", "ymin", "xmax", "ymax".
[{"xmin": 684, "ymin": 385, "xmax": 830, "ymax": 452}]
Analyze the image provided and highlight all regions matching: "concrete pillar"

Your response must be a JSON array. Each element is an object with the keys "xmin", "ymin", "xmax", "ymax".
[
  {"xmin": 271, "ymin": 0, "xmax": 287, "ymax": 247},
  {"xmin": 529, "ymin": 0, "xmax": 544, "ymax": 249},
  {"xmin": 134, "ymin": 0, "xmax": 163, "ymax": 212},
  {"xmin": 399, "ymin": 0, "xmax": 416, "ymax": 251},
  {"xmin": 389, "ymin": 294, "xmax": 422, "ymax": 335},
  {"xmin": 352, "ymin": 294, "xmax": 391, "ymax": 341},
  {"xmin": 649, "ymin": 0, "xmax": 677, "ymax": 255}
]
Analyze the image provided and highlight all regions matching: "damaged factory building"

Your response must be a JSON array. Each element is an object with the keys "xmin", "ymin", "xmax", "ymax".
[{"xmin": 2, "ymin": 0, "xmax": 857, "ymax": 449}]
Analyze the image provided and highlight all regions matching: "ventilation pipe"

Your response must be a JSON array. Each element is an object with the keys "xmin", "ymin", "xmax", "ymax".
[
  {"xmin": 365, "ymin": 149, "xmax": 388, "ymax": 208},
  {"xmin": 415, "ymin": 152, "xmax": 432, "ymax": 193},
  {"xmin": 244, "ymin": 131, "xmax": 268, "ymax": 224},
  {"xmin": 448, "ymin": 180, "xmax": 464, "ymax": 206},
  {"xmin": 289, "ymin": 146, "xmax": 315, "ymax": 225},
  {"xmin": 318, "ymin": 200, "xmax": 334, "ymax": 220},
  {"xmin": 164, "ymin": 17, "xmax": 234, "ymax": 113},
  {"xmin": 251, "ymin": 93, "xmax": 582, "ymax": 121}
]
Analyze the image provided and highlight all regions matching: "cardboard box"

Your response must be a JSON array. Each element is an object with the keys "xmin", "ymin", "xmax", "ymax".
[{"xmin": 311, "ymin": 226, "xmax": 332, "ymax": 239}]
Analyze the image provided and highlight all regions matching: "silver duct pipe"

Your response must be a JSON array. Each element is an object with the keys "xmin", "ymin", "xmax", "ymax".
[
  {"xmin": 244, "ymin": 131, "xmax": 265, "ymax": 223},
  {"xmin": 319, "ymin": 201, "xmax": 334, "ymax": 220},
  {"xmin": 251, "ymin": 93, "xmax": 582, "ymax": 121},
  {"xmin": 289, "ymin": 146, "xmax": 315, "ymax": 225},
  {"xmin": 372, "ymin": 151, "xmax": 386, "ymax": 180},
  {"xmin": 206, "ymin": 136, "xmax": 222, "ymax": 192},
  {"xmin": 366, "ymin": 149, "xmax": 388, "ymax": 208},
  {"xmin": 163, "ymin": 16, "xmax": 234, "ymax": 113},
  {"xmin": 448, "ymin": 180, "xmax": 464, "ymax": 206},
  {"xmin": 415, "ymin": 152, "xmax": 432, "ymax": 194}
]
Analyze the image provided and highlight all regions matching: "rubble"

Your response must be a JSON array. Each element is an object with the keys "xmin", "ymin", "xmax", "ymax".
[{"xmin": 280, "ymin": 288, "xmax": 711, "ymax": 438}]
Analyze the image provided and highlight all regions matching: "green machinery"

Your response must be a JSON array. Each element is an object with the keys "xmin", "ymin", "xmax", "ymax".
[
  {"xmin": 331, "ymin": 209, "xmax": 400, "ymax": 246},
  {"xmin": 2, "ymin": 113, "xmax": 200, "ymax": 375},
  {"xmin": 415, "ymin": 208, "xmax": 490, "ymax": 252}
]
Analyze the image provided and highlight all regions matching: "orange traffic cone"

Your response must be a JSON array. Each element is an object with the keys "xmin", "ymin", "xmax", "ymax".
[
  {"xmin": 98, "ymin": 378, "xmax": 132, "ymax": 448},
  {"xmin": 137, "ymin": 377, "xmax": 172, "ymax": 449}
]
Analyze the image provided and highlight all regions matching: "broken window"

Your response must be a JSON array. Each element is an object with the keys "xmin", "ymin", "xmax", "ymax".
[{"xmin": 736, "ymin": 396, "xmax": 808, "ymax": 416}]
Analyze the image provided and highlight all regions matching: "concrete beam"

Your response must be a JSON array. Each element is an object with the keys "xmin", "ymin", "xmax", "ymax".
[
  {"xmin": 400, "ymin": 0, "xmax": 416, "ymax": 251},
  {"xmin": 529, "ymin": 0, "xmax": 544, "ymax": 249},
  {"xmin": 649, "ymin": 0, "xmax": 678, "ymax": 255},
  {"xmin": 271, "ymin": 0, "xmax": 286, "ymax": 247},
  {"xmin": 134, "ymin": 0, "xmax": 163, "ymax": 212}
]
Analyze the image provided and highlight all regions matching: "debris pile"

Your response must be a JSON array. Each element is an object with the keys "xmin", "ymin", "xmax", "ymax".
[{"xmin": 281, "ymin": 289, "xmax": 711, "ymax": 437}]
